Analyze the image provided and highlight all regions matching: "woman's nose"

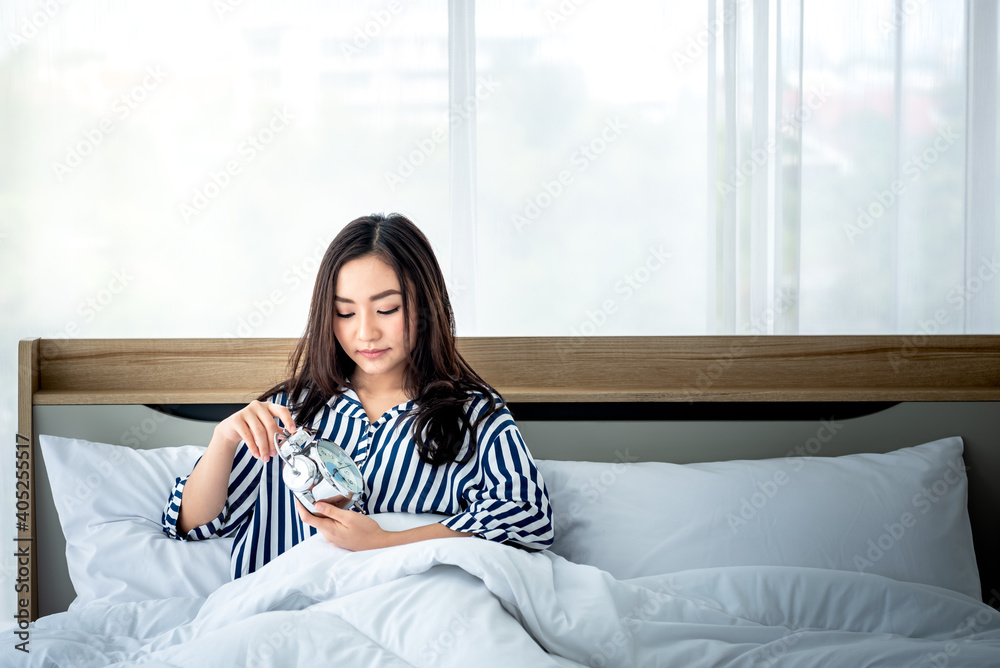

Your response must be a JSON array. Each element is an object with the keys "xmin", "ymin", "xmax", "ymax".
[{"xmin": 357, "ymin": 312, "xmax": 379, "ymax": 341}]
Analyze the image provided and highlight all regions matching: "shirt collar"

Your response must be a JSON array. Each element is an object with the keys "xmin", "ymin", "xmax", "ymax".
[
  {"xmin": 327, "ymin": 385, "xmax": 416, "ymax": 421},
  {"xmin": 327, "ymin": 387, "xmax": 367, "ymax": 419}
]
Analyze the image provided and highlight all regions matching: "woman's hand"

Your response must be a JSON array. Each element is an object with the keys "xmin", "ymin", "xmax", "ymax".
[
  {"xmin": 178, "ymin": 399, "xmax": 294, "ymax": 534},
  {"xmin": 295, "ymin": 499, "xmax": 474, "ymax": 551},
  {"xmin": 214, "ymin": 400, "xmax": 297, "ymax": 462},
  {"xmin": 295, "ymin": 500, "xmax": 389, "ymax": 551}
]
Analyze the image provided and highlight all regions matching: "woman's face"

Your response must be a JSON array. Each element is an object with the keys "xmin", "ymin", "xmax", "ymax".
[{"xmin": 332, "ymin": 255, "xmax": 415, "ymax": 390}]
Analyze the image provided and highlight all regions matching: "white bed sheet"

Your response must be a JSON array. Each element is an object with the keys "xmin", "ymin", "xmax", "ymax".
[{"xmin": 6, "ymin": 535, "xmax": 999, "ymax": 667}]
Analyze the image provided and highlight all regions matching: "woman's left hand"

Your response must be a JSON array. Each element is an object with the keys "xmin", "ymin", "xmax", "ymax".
[{"xmin": 295, "ymin": 499, "xmax": 389, "ymax": 551}]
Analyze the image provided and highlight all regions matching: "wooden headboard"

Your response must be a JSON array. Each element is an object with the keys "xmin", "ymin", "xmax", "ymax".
[{"xmin": 18, "ymin": 336, "xmax": 1000, "ymax": 620}]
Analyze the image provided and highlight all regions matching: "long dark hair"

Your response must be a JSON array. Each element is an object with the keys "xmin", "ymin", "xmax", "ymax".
[{"xmin": 261, "ymin": 213, "xmax": 501, "ymax": 465}]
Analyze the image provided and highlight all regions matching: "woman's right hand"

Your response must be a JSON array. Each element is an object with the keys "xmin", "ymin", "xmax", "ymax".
[{"xmin": 213, "ymin": 400, "xmax": 297, "ymax": 462}]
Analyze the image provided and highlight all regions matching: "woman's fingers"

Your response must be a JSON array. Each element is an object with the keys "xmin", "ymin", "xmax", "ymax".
[
  {"xmin": 245, "ymin": 407, "xmax": 273, "ymax": 460},
  {"xmin": 220, "ymin": 400, "xmax": 299, "ymax": 462},
  {"xmin": 257, "ymin": 401, "xmax": 300, "ymax": 459},
  {"xmin": 233, "ymin": 422, "xmax": 259, "ymax": 459},
  {"xmin": 263, "ymin": 403, "xmax": 297, "ymax": 459},
  {"xmin": 265, "ymin": 402, "xmax": 297, "ymax": 434},
  {"xmin": 316, "ymin": 494, "xmax": 350, "ymax": 509}
]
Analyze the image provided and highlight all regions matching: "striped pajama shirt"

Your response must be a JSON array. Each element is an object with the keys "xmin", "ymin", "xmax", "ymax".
[{"xmin": 161, "ymin": 387, "xmax": 554, "ymax": 579}]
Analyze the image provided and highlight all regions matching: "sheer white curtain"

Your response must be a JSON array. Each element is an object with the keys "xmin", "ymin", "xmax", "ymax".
[
  {"xmin": 0, "ymin": 0, "xmax": 455, "ymax": 628},
  {"xmin": 474, "ymin": 1, "xmax": 708, "ymax": 335},
  {"xmin": 472, "ymin": 0, "xmax": 993, "ymax": 336},
  {"xmin": 1, "ymin": 0, "xmax": 998, "ymax": 625}
]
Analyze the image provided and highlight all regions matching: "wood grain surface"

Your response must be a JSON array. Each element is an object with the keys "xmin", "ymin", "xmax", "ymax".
[{"xmin": 27, "ymin": 336, "xmax": 1000, "ymax": 404}]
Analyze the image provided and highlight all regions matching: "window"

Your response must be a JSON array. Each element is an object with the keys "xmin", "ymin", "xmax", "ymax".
[{"xmin": 1, "ymin": 0, "xmax": 997, "ymax": 623}]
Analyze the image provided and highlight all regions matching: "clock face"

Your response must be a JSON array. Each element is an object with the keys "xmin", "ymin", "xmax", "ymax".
[{"xmin": 316, "ymin": 440, "xmax": 363, "ymax": 493}]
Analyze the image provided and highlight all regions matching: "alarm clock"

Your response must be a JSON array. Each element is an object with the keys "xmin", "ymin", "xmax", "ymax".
[{"xmin": 274, "ymin": 428, "xmax": 365, "ymax": 514}]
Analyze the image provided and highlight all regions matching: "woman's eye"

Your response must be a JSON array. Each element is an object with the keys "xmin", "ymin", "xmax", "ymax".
[{"xmin": 336, "ymin": 307, "xmax": 397, "ymax": 318}]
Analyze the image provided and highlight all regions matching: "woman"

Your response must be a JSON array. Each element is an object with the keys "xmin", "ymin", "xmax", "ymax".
[{"xmin": 161, "ymin": 213, "xmax": 554, "ymax": 579}]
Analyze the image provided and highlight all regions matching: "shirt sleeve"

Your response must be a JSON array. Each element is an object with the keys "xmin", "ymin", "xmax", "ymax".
[
  {"xmin": 439, "ymin": 416, "xmax": 555, "ymax": 551},
  {"xmin": 160, "ymin": 442, "xmax": 263, "ymax": 541},
  {"xmin": 160, "ymin": 393, "xmax": 288, "ymax": 541}
]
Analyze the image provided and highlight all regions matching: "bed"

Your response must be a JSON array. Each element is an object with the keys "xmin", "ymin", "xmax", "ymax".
[{"xmin": 9, "ymin": 335, "xmax": 1000, "ymax": 666}]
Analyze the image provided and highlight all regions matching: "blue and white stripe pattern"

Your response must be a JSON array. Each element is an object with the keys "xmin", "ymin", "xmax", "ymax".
[{"xmin": 161, "ymin": 388, "xmax": 554, "ymax": 579}]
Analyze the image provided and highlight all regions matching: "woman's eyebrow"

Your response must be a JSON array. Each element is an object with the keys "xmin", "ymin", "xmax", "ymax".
[{"xmin": 334, "ymin": 289, "xmax": 401, "ymax": 304}]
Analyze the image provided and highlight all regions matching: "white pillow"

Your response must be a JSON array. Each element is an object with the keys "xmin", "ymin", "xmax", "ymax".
[
  {"xmin": 39, "ymin": 435, "xmax": 234, "ymax": 609},
  {"xmin": 39, "ymin": 434, "xmax": 452, "ymax": 609},
  {"xmin": 537, "ymin": 436, "xmax": 981, "ymax": 600}
]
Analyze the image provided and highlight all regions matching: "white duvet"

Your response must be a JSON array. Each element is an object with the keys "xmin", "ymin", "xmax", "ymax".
[{"xmin": 8, "ymin": 535, "xmax": 1000, "ymax": 667}]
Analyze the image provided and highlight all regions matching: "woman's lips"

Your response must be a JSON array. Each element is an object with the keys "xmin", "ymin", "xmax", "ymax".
[{"xmin": 359, "ymin": 348, "xmax": 388, "ymax": 359}]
